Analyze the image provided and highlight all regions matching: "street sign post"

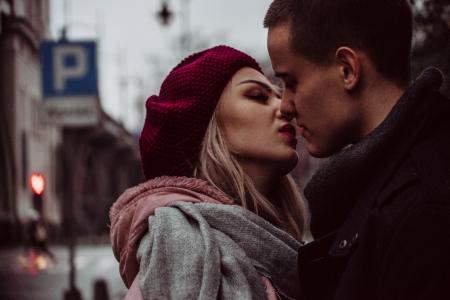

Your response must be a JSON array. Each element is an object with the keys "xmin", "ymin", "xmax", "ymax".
[{"xmin": 40, "ymin": 40, "xmax": 100, "ymax": 300}]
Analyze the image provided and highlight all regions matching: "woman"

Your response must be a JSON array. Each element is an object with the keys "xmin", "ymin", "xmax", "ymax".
[{"xmin": 110, "ymin": 45, "xmax": 309, "ymax": 299}]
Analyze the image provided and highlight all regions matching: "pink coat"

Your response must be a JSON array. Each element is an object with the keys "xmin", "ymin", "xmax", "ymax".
[{"xmin": 109, "ymin": 176, "xmax": 278, "ymax": 299}]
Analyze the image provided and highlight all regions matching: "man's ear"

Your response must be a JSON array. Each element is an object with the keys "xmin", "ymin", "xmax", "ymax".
[{"xmin": 335, "ymin": 47, "xmax": 361, "ymax": 92}]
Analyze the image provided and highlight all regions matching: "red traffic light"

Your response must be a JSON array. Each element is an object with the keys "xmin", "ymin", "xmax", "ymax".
[{"xmin": 30, "ymin": 173, "xmax": 45, "ymax": 195}]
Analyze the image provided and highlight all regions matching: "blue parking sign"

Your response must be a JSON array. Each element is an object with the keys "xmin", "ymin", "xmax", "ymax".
[{"xmin": 40, "ymin": 41, "xmax": 98, "ymax": 98}]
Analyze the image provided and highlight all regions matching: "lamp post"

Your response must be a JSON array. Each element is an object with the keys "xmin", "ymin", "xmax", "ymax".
[{"xmin": 156, "ymin": 0, "xmax": 192, "ymax": 55}]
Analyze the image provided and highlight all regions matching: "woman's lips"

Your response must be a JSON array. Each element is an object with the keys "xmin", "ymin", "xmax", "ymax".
[
  {"xmin": 279, "ymin": 123, "xmax": 296, "ymax": 136},
  {"xmin": 279, "ymin": 123, "xmax": 298, "ymax": 147}
]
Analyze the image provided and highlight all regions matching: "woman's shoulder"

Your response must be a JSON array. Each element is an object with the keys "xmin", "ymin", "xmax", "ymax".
[
  {"xmin": 112, "ymin": 176, "xmax": 232, "ymax": 217},
  {"xmin": 109, "ymin": 176, "xmax": 234, "ymax": 237}
]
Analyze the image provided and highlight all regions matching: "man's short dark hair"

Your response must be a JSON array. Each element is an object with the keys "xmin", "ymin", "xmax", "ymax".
[{"xmin": 264, "ymin": 0, "xmax": 413, "ymax": 87}]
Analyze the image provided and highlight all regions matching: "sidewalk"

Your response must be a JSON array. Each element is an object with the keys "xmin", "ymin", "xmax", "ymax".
[{"xmin": 0, "ymin": 244, "xmax": 127, "ymax": 300}]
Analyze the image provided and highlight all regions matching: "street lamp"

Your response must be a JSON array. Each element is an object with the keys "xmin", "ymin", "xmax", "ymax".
[
  {"xmin": 157, "ymin": 0, "xmax": 173, "ymax": 26},
  {"xmin": 156, "ymin": 0, "xmax": 192, "ymax": 55}
]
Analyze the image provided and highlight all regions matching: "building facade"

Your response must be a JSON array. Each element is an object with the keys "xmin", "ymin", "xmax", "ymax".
[
  {"xmin": 0, "ymin": 0, "xmax": 55, "ymax": 244},
  {"xmin": 0, "ymin": 0, "xmax": 142, "ymax": 245}
]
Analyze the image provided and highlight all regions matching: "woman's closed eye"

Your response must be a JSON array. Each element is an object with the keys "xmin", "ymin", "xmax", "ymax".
[{"xmin": 246, "ymin": 89, "xmax": 269, "ymax": 102}]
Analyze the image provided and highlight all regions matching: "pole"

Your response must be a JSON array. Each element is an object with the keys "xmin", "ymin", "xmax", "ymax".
[{"xmin": 63, "ymin": 134, "xmax": 82, "ymax": 300}]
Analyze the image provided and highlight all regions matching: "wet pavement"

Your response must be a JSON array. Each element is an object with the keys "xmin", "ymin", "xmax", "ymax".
[{"xmin": 0, "ymin": 244, "xmax": 127, "ymax": 300}]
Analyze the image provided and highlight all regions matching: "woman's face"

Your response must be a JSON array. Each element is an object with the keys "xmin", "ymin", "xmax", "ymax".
[{"xmin": 218, "ymin": 67, "xmax": 299, "ymax": 175}]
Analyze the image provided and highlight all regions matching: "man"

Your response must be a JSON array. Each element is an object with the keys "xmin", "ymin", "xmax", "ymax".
[{"xmin": 264, "ymin": 0, "xmax": 450, "ymax": 299}]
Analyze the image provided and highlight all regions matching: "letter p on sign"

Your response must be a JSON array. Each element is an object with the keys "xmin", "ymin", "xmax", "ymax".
[{"xmin": 53, "ymin": 45, "xmax": 87, "ymax": 92}]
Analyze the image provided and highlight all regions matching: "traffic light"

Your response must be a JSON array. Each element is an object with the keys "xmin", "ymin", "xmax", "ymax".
[{"xmin": 30, "ymin": 173, "xmax": 45, "ymax": 213}]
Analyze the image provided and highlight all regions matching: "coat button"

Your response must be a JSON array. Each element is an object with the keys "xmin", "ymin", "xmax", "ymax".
[{"xmin": 339, "ymin": 240, "xmax": 348, "ymax": 249}]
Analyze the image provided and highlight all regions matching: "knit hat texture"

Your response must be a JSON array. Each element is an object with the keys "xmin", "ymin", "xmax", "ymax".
[{"xmin": 140, "ymin": 45, "xmax": 262, "ymax": 180}]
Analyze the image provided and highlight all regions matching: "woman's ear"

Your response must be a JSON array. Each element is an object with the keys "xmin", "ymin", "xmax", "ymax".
[{"xmin": 335, "ymin": 47, "xmax": 361, "ymax": 92}]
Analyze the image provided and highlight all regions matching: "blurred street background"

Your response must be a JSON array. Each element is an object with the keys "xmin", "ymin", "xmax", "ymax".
[
  {"xmin": 0, "ymin": 244, "xmax": 126, "ymax": 300},
  {"xmin": 0, "ymin": 0, "xmax": 448, "ymax": 299}
]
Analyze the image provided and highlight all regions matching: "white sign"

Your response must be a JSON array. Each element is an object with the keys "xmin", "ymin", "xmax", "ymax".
[{"xmin": 40, "ymin": 97, "xmax": 99, "ymax": 127}]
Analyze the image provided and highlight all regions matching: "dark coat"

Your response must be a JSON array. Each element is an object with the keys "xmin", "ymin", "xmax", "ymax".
[{"xmin": 299, "ymin": 68, "xmax": 450, "ymax": 300}]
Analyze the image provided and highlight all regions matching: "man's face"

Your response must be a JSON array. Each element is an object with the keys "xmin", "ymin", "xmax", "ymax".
[{"xmin": 267, "ymin": 23, "xmax": 361, "ymax": 157}]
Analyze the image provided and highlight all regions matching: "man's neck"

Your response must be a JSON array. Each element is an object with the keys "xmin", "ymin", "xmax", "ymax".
[{"xmin": 359, "ymin": 79, "xmax": 406, "ymax": 138}]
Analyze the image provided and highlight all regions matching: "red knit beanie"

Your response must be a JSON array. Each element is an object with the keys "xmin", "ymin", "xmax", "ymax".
[{"xmin": 140, "ymin": 45, "xmax": 262, "ymax": 180}]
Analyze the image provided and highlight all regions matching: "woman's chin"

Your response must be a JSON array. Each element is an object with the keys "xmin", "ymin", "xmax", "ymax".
[{"xmin": 274, "ymin": 151, "xmax": 299, "ymax": 175}]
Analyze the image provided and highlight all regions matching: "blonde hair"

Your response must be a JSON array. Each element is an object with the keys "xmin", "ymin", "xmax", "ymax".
[{"xmin": 194, "ymin": 112, "xmax": 309, "ymax": 241}]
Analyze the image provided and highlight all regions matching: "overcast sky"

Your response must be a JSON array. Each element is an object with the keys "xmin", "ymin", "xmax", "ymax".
[{"xmin": 49, "ymin": 0, "xmax": 274, "ymax": 132}]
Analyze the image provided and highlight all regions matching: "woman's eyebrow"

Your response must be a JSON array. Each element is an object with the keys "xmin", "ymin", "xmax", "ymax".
[{"xmin": 237, "ymin": 80, "xmax": 282, "ymax": 98}]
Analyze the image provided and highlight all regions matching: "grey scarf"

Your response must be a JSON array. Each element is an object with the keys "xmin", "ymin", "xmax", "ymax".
[{"xmin": 137, "ymin": 201, "xmax": 301, "ymax": 299}]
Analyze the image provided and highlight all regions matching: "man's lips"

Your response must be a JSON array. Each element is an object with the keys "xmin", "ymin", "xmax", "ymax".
[
  {"xmin": 297, "ymin": 125, "xmax": 312, "ymax": 142},
  {"xmin": 297, "ymin": 125, "xmax": 307, "ymax": 134}
]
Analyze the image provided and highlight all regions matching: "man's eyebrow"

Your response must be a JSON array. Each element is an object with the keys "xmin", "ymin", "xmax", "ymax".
[
  {"xmin": 237, "ymin": 79, "xmax": 282, "ymax": 98},
  {"xmin": 274, "ymin": 72, "xmax": 294, "ymax": 80}
]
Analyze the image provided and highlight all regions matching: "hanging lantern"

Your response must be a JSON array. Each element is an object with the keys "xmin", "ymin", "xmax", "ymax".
[{"xmin": 157, "ymin": 1, "xmax": 173, "ymax": 26}]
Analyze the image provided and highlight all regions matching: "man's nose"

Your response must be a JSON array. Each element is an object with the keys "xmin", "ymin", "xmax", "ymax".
[{"xmin": 280, "ymin": 92, "xmax": 297, "ymax": 121}]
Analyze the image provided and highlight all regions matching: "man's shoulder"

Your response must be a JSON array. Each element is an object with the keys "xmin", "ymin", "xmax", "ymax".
[
  {"xmin": 410, "ymin": 104, "xmax": 450, "ymax": 201},
  {"xmin": 380, "ymin": 115, "xmax": 450, "ymax": 210}
]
